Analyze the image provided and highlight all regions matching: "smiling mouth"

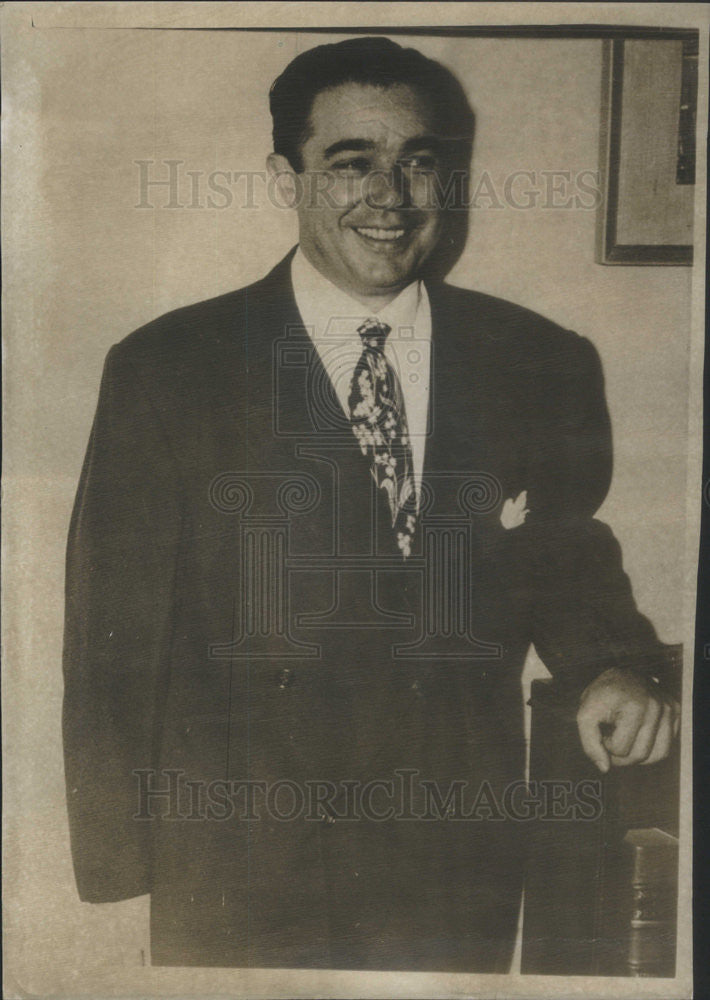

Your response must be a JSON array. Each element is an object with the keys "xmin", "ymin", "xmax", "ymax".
[{"xmin": 353, "ymin": 226, "xmax": 408, "ymax": 242}]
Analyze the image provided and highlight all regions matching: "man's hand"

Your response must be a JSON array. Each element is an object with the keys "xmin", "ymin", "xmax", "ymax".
[{"xmin": 576, "ymin": 667, "xmax": 680, "ymax": 773}]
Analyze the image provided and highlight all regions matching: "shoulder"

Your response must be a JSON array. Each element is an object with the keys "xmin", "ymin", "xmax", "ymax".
[
  {"xmin": 435, "ymin": 281, "xmax": 588, "ymax": 350},
  {"xmin": 433, "ymin": 281, "xmax": 601, "ymax": 377},
  {"xmin": 109, "ymin": 279, "xmax": 262, "ymax": 371},
  {"xmin": 108, "ymin": 249, "xmax": 295, "ymax": 369}
]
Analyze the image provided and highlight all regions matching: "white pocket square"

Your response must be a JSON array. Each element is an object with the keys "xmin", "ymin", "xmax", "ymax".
[{"xmin": 500, "ymin": 490, "xmax": 530, "ymax": 529}]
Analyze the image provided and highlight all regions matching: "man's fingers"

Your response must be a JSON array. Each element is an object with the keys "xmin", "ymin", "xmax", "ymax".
[
  {"xmin": 602, "ymin": 699, "xmax": 646, "ymax": 758},
  {"xmin": 607, "ymin": 696, "xmax": 662, "ymax": 765},
  {"xmin": 576, "ymin": 707, "xmax": 611, "ymax": 773},
  {"xmin": 576, "ymin": 670, "xmax": 681, "ymax": 773},
  {"xmin": 641, "ymin": 701, "xmax": 674, "ymax": 765}
]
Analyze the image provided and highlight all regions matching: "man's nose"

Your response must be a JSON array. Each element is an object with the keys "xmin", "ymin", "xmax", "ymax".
[{"xmin": 363, "ymin": 165, "xmax": 409, "ymax": 211}]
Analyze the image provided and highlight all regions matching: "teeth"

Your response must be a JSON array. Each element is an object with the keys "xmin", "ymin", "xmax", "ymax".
[{"xmin": 355, "ymin": 227, "xmax": 406, "ymax": 241}]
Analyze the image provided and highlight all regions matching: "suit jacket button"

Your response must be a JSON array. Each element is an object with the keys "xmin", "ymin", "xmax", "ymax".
[{"xmin": 276, "ymin": 668, "xmax": 294, "ymax": 689}]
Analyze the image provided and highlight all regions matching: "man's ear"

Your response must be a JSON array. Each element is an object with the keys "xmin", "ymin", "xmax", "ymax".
[{"xmin": 266, "ymin": 153, "xmax": 300, "ymax": 209}]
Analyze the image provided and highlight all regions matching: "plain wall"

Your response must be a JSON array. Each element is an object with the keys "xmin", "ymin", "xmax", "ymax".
[{"xmin": 4, "ymin": 25, "xmax": 695, "ymax": 995}]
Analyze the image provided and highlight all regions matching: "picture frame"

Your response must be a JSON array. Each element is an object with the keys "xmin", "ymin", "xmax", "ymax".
[{"xmin": 598, "ymin": 34, "xmax": 697, "ymax": 265}]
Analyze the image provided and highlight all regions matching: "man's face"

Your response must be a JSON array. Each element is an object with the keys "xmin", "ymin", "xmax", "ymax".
[{"xmin": 278, "ymin": 82, "xmax": 449, "ymax": 305}]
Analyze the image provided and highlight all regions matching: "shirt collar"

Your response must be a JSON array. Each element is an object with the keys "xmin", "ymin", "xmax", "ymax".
[{"xmin": 291, "ymin": 247, "xmax": 423, "ymax": 343}]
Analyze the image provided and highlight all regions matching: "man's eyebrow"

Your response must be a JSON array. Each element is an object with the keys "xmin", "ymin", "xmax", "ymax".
[
  {"xmin": 321, "ymin": 135, "xmax": 445, "ymax": 161},
  {"xmin": 323, "ymin": 138, "xmax": 376, "ymax": 160},
  {"xmin": 400, "ymin": 134, "xmax": 445, "ymax": 154}
]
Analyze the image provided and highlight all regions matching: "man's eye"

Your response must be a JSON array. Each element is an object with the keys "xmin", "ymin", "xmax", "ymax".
[
  {"xmin": 400, "ymin": 155, "xmax": 438, "ymax": 171},
  {"xmin": 331, "ymin": 158, "xmax": 370, "ymax": 175}
]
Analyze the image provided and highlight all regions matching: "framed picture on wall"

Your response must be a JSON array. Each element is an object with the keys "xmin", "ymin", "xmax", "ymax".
[{"xmin": 598, "ymin": 34, "xmax": 697, "ymax": 265}]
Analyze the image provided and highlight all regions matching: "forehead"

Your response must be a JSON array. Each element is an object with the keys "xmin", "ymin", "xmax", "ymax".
[{"xmin": 305, "ymin": 82, "xmax": 436, "ymax": 152}]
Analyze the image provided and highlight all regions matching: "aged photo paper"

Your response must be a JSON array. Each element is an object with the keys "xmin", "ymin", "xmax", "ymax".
[{"xmin": 2, "ymin": 3, "xmax": 707, "ymax": 998}]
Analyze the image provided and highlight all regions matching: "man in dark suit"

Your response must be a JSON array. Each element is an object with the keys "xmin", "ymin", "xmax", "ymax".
[{"xmin": 63, "ymin": 37, "xmax": 679, "ymax": 972}]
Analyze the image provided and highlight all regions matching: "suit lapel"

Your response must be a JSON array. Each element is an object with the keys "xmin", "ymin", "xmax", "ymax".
[
  {"xmin": 227, "ymin": 247, "xmax": 364, "ymax": 450},
  {"xmin": 422, "ymin": 280, "xmax": 522, "ymax": 527},
  {"xmin": 423, "ymin": 281, "xmax": 486, "ymax": 515}
]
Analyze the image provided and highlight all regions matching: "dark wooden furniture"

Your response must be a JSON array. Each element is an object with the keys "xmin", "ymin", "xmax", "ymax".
[{"xmin": 521, "ymin": 646, "xmax": 681, "ymax": 976}]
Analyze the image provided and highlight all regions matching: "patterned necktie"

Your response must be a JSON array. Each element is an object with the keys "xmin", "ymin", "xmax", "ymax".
[{"xmin": 348, "ymin": 318, "xmax": 417, "ymax": 558}]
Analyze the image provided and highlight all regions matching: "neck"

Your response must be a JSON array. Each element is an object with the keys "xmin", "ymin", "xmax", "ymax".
[{"xmin": 345, "ymin": 286, "xmax": 404, "ymax": 311}]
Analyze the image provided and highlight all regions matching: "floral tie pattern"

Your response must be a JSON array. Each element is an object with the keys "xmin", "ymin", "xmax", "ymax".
[{"xmin": 348, "ymin": 318, "xmax": 417, "ymax": 558}]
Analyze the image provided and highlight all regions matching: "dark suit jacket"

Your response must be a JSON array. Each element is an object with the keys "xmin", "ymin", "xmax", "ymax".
[{"xmin": 63, "ymin": 248, "xmax": 663, "ymax": 971}]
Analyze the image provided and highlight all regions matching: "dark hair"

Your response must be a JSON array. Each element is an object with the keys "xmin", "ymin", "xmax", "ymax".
[{"xmin": 269, "ymin": 36, "xmax": 475, "ymax": 173}]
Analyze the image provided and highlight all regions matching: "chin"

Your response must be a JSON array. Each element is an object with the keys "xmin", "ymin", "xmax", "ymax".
[{"xmin": 353, "ymin": 257, "xmax": 421, "ymax": 291}]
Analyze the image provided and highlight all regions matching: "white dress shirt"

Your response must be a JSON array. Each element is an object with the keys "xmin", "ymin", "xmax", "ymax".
[{"xmin": 291, "ymin": 248, "xmax": 432, "ymax": 496}]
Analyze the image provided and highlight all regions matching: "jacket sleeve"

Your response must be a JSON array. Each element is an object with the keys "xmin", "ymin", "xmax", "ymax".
[
  {"xmin": 62, "ymin": 344, "xmax": 183, "ymax": 902},
  {"xmin": 527, "ymin": 518, "xmax": 669, "ymax": 696},
  {"xmin": 512, "ymin": 335, "xmax": 671, "ymax": 697}
]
